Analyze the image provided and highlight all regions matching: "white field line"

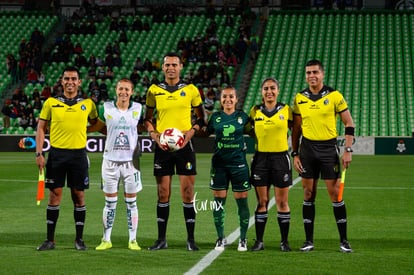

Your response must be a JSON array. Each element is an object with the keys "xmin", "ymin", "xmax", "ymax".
[{"xmin": 184, "ymin": 177, "xmax": 302, "ymax": 275}]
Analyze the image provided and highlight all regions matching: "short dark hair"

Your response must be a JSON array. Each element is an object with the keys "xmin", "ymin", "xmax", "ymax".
[
  {"xmin": 163, "ymin": 52, "xmax": 182, "ymax": 63},
  {"xmin": 62, "ymin": 66, "xmax": 81, "ymax": 78},
  {"xmin": 305, "ymin": 59, "xmax": 324, "ymax": 71}
]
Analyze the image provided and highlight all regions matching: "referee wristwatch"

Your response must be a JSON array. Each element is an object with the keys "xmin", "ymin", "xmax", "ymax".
[
  {"xmin": 35, "ymin": 152, "xmax": 42, "ymax": 158},
  {"xmin": 345, "ymin": 147, "xmax": 353, "ymax": 153}
]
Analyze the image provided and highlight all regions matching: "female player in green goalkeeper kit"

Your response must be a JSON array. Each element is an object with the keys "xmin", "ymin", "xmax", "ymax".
[{"xmin": 201, "ymin": 86, "xmax": 252, "ymax": 252}]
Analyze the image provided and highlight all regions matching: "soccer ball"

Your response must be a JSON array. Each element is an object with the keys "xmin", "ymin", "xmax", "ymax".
[{"xmin": 159, "ymin": 128, "xmax": 185, "ymax": 152}]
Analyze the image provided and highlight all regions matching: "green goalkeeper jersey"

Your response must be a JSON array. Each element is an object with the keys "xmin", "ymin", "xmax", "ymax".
[{"xmin": 207, "ymin": 110, "xmax": 250, "ymax": 166}]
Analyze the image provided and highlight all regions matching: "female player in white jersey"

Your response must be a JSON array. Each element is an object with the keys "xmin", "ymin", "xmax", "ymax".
[{"xmin": 88, "ymin": 78, "xmax": 143, "ymax": 251}]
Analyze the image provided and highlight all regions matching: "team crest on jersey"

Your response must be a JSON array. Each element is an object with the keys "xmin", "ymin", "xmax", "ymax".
[
  {"xmin": 238, "ymin": 117, "xmax": 243, "ymax": 124},
  {"xmin": 324, "ymin": 99, "xmax": 329, "ymax": 105},
  {"xmin": 81, "ymin": 104, "xmax": 86, "ymax": 111},
  {"xmin": 279, "ymin": 114, "xmax": 285, "ymax": 120},
  {"xmin": 180, "ymin": 91, "xmax": 186, "ymax": 97},
  {"xmin": 133, "ymin": 111, "xmax": 139, "ymax": 119}
]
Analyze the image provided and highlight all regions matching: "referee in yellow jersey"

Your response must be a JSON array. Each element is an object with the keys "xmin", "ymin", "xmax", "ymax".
[
  {"xmin": 249, "ymin": 78, "xmax": 293, "ymax": 252},
  {"xmin": 291, "ymin": 59, "xmax": 354, "ymax": 253},
  {"xmin": 144, "ymin": 52, "xmax": 205, "ymax": 251},
  {"xmin": 35, "ymin": 66, "xmax": 99, "ymax": 251}
]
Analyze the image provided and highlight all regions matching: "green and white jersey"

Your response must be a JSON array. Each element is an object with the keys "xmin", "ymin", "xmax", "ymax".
[
  {"xmin": 101, "ymin": 101, "xmax": 142, "ymax": 161},
  {"xmin": 207, "ymin": 110, "xmax": 250, "ymax": 166}
]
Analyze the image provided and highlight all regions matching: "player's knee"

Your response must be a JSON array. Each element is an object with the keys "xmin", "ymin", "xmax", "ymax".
[
  {"xmin": 181, "ymin": 184, "xmax": 194, "ymax": 197},
  {"xmin": 256, "ymin": 199, "xmax": 268, "ymax": 211},
  {"xmin": 157, "ymin": 187, "xmax": 170, "ymax": 201},
  {"xmin": 158, "ymin": 194, "xmax": 169, "ymax": 202},
  {"xmin": 277, "ymin": 200, "xmax": 289, "ymax": 211},
  {"xmin": 303, "ymin": 188, "xmax": 315, "ymax": 200}
]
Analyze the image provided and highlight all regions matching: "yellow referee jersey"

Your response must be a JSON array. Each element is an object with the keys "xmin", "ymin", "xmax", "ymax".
[
  {"xmin": 145, "ymin": 81, "xmax": 202, "ymax": 133},
  {"xmin": 39, "ymin": 96, "xmax": 98, "ymax": 149},
  {"xmin": 249, "ymin": 103, "xmax": 292, "ymax": 152},
  {"xmin": 293, "ymin": 86, "xmax": 348, "ymax": 141}
]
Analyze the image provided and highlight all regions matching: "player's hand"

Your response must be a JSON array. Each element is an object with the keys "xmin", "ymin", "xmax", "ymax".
[
  {"xmin": 293, "ymin": 156, "xmax": 305, "ymax": 174},
  {"xmin": 36, "ymin": 155, "xmax": 45, "ymax": 171},
  {"xmin": 182, "ymin": 128, "xmax": 196, "ymax": 148},
  {"xmin": 150, "ymin": 131, "xmax": 167, "ymax": 151},
  {"xmin": 342, "ymin": 152, "xmax": 352, "ymax": 169},
  {"xmin": 196, "ymin": 126, "xmax": 210, "ymax": 137}
]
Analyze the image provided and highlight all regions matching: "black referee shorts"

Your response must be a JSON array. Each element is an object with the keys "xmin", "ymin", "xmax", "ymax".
[
  {"xmin": 153, "ymin": 141, "xmax": 197, "ymax": 176},
  {"xmin": 250, "ymin": 151, "xmax": 292, "ymax": 188},
  {"xmin": 299, "ymin": 137, "xmax": 341, "ymax": 180},
  {"xmin": 45, "ymin": 147, "xmax": 90, "ymax": 190}
]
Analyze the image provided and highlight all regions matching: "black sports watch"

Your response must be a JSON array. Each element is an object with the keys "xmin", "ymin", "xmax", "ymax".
[
  {"xmin": 291, "ymin": 151, "xmax": 299, "ymax": 157},
  {"xmin": 345, "ymin": 147, "xmax": 353, "ymax": 153},
  {"xmin": 35, "ymin": 152, "xmax": 42, "ymax": 157}
]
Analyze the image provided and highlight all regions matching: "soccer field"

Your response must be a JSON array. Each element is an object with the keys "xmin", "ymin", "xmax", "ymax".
[{"xmin": 0, "ymin": 152, "xmax": 413, "ymax": 274}]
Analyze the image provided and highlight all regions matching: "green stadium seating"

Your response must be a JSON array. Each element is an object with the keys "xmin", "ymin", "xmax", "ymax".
[
  {"xmin": 2, "ymin": 11, "xmax": 413, "ymax": 137},
  {"xmin": 242, "ymin": 11, "xmax": 414, "ymax": 137}
]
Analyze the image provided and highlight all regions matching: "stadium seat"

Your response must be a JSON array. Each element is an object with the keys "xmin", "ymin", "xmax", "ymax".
[
  {"xmin": 241, "ymin": 12, "xmax": 414, "ymax": 136},
  {"xmin": 24, "ymin": 126, "xmax": 35, "ymax": 135}
]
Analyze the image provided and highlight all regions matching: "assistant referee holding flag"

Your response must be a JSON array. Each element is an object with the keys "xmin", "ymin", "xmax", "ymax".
[
  {"xmin": 291, "ymin": 59, "xmax": 354, "ymax": 253},
  {"xmin": 36, "ymin": 66, "xmax": 99, "ymax": 251}
]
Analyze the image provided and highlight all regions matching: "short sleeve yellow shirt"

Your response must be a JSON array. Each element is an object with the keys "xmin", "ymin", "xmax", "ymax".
[
  {"xmin": 293, "ymin": 86, "xmax": 348, "ymax": 141},
  {"xmin": 249, "ymin": 103, "xmax": 292, "ymax": 152},
  {"xmin": 39, "ymin": 96, "xmax": 98, "ymax": 149},
  {"xmin": 146, "ymin": 81, "xmax": 202, "ymax": 132}
]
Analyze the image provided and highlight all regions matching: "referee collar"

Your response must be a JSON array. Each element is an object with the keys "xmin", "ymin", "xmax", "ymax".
[
  {"xmin": 159, "ymin": 80, "xmax": 187, "ymax": 92},
  {"xmin": 56, "ymin": 94, "xmax": 84, "ymax": 106},
  {"xmin": 302, "ymin": 85, "xmax": 334, "ymax": 101}
]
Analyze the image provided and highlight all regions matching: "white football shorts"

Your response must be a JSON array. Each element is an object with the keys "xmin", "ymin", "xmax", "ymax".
[{"xmin": 101, "ymin": 159, "xmax": 143, "ymax": 194}]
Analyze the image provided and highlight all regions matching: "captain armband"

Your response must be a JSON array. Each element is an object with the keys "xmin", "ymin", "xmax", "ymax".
[{"xmin": 345, "ymin": 126, "xmax": 355, "ymax": 136}]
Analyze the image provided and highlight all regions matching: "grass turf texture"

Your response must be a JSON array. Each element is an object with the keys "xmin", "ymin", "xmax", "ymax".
[{"xmin": 0, "ymin": 153, "xmax": 413, "ymax": 274}]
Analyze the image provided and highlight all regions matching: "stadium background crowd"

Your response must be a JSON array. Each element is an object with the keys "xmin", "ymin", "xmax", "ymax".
[{"xmin": 0, "ymin": 0, "xmax": 413, "ymax": 136}]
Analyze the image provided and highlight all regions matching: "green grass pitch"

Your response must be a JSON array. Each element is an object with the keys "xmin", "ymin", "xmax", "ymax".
[{"xmin": 0, "ymin": 152, "xmax": 413, "ymax": 274}]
